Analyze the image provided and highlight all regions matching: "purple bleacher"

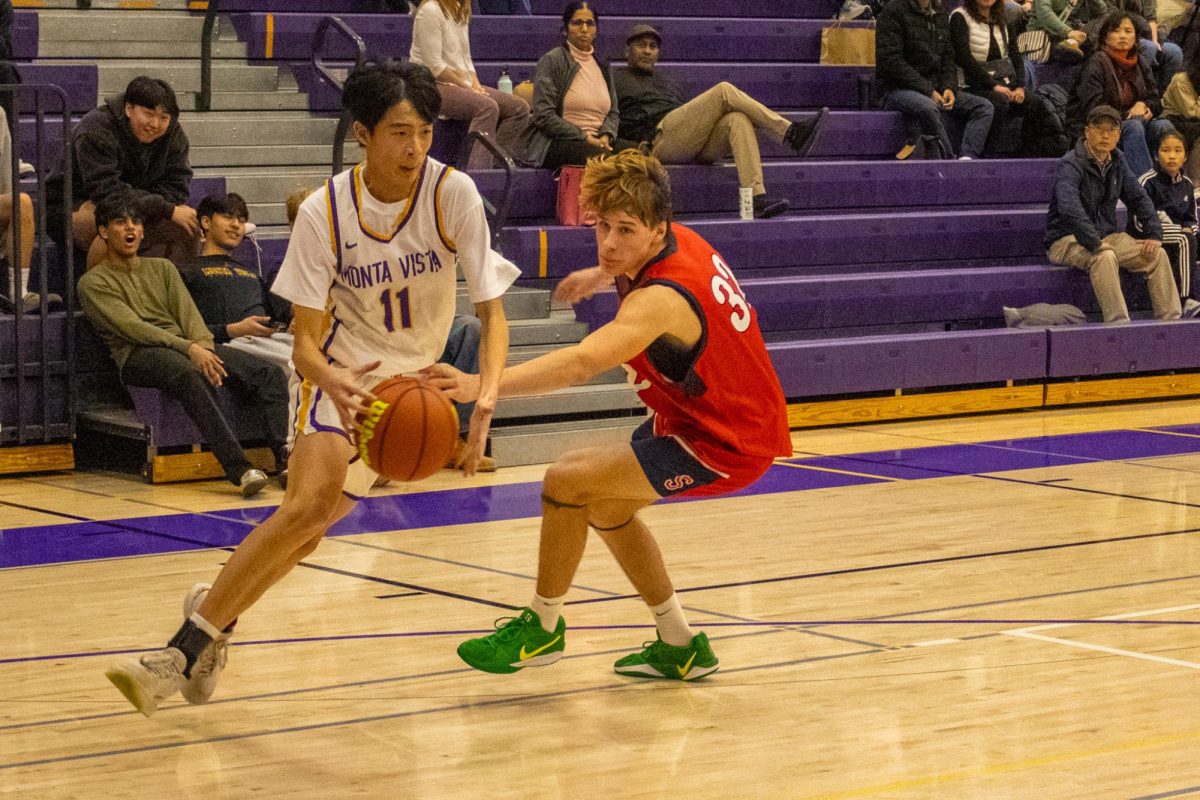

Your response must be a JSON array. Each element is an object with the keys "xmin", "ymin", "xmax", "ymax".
[
  {"xmin": 498, "ymin": 210, "xmax": 1049, "ymax": 280},
  {"xmin": 0, "ymin": 312, "xmax": 72, "ymax": 442},
  {"xmin": 473, "ymin": 159, "xmax": 1056, "ymax": 220},
  {"xmin": 768, "ymin": 328, "xmax": 1048, "ymax": 396},
  {"xmin": 14, "ymin": 65, "xmax": 98, "ymax": 116},
  {"xmin": 12, "ymin": 11, "xmax": 36, "ymax": 60},
  {"xmin": 231, "ymin": 13, "xmax": 863, "ymax": 63},
  {"xmin": 1046, "ymin": 321, "xmax": 1200, "ymax": 377},
  {"xmin": 125, "ymin": 386, "xmax": 274, "ymax": 450},
  {"xmin": 291, "ymin": 62, "xmax": 864, "ymax": 112},
  {"xmin": 527, "ymin": 0, "xmax": 837, "ymax": 17}
]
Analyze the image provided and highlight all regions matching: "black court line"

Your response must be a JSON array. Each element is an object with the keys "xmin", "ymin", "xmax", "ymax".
[
  {"xmin": 1130, "ymin": 787, "xmax": 1200, "ymax": 800},
  {"xmin": 0, "ymin": 499, "xmax": 94, "ymax": 523},
  {"xmin": 292, "ymin": 561, "xmax": 514, "ymax": 610},
  {"xmin": 566, "ymin": 525, "xmax": 1200, "ymax": 605}
]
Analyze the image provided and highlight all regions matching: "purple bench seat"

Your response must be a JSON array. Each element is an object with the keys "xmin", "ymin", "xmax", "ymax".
[
  {"xmin": 473, "ymin": 158, "xmax": 1056, "ymax": 221},
  {"xmin": 1046, "ymin": 320, "xmax": 1200, "ymax": 377},
  {"xmin": 13, "ymin": 64, "xmax": 98, "ymax": 116},
  {"xmin": 572, "ymin": 265, "xmax": 1094, "ymax": 334},
  {"xmin": 13, "ymin": 11, "xmax": 36, "ymax": 60},
  {"xmin": 768, "ymin": 328, "xmax": 1049, "ymax": 397},
  {"xmin": 1, "ymin": 312, "xmax": 73, "ymax": 443},
  {"xmin": 231, "ymin": 13, "xmax": 865, "ymax": 63},
  {"xmin": 211, "ymin": 0, "xmax": 837, "ymax": 16},
  {"xmin": 292, "ymin": 61, "xmax": 868, "ymax": 112},
  {"xmin": 497, "ymin": 209, "xmax": 1050, "ymax": 279}
]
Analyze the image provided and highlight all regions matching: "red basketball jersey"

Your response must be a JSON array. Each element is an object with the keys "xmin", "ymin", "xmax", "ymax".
[{"xmin": 618, "ymin": 224, "xmax": 792, "ymax": 466}]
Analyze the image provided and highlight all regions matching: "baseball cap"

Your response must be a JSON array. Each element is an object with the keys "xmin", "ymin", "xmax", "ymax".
[
  {"xmin": 626, "ymin": 23, "xmax": 662, "ymax": 44},
  {"xmin": 1086, "ymin": 105, "xmax": 1122, "ymax": 127}
]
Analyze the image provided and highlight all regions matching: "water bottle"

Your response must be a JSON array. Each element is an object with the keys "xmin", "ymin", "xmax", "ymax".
[{"xmin": 498, "ymin": 69, "xmax": 513, "ymax": 94}]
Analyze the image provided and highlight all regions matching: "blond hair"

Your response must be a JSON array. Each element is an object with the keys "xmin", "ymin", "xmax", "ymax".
[
  {"xmin": 286, "ymin": 186, "xmax": 317, "ymax": 229},
  {"xmin": 433, "ymin": 0, "xmax": 470, "ymax": 25},
  {"xmin": 579, "ymin": 150, "xmax": 672, "ymax": 229}
]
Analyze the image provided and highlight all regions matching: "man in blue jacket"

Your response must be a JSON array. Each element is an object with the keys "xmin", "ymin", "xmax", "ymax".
[{"xmin": 1045, "ymin": 104, "xmax": 1181, "ymax": 322}]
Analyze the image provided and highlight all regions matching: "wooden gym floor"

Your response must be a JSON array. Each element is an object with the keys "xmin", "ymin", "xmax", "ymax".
[{"xmin": 2, "ymin": 400, "xmax": 1200, "ymax": 799}]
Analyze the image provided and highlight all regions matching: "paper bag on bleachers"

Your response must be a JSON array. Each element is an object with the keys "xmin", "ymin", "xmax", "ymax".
[{"xmin": 820, "ymin": 21, "xmax": 875, "ymax": 66}]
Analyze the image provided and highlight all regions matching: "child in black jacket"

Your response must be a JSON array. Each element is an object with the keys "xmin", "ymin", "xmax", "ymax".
[{"xmin": 1133, "ymin": 130, "xmax": 1200, "ymax": 313}]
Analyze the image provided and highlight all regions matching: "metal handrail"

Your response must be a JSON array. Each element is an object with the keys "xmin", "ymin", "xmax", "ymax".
[
  {"xmin": 198, "ymin": 0, "xmax": 222, "ymax": 112},
  {"xmin": 460, "ymin": 131, "xmax": 516, "ymax": 252},
  {"xmin": 311, "ymin": 16, "xmax": 369, "ymax": 174},
  {"xmin": 3, "ymin": 83, "xmax": 74, "ymax": 445}
]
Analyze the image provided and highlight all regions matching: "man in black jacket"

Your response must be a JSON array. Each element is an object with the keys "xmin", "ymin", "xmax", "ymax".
[
  {"xmin": 45, "ymin": 76, "xmax": 199, "ymax": 291},
  {"xmin": 613, "ymin": 23, "xmax": 827, "ymax": 219},
  {"xmin": 876, "ymin": 0, "xmax": 995, "ymax": 158},
  {"xmin": 1045, "ymin": 105, "xmax": 1181, "ymax": 322}
]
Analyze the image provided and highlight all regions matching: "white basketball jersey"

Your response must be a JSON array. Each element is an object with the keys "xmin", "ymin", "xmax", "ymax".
[{"xmin": 272, "ymin": 157, "xmax": 519, "ymax": 376}]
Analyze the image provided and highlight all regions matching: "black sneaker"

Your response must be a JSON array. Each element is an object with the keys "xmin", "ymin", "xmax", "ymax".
[
  {"xmin": 753, "ymin": 194, "xmax": 790, "ymax": 219},
  {"xmin": 784, "ymin": 107, "xmax": 830, "ymax": 157}
]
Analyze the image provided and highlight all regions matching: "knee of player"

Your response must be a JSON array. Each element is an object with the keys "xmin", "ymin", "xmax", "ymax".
[
  {"xmin": 275, "ymin": 490, "xmax": 343, "ymax": 533},
  {"xmin": 541, "ymin": 459, "xmax": 592, "ymax": 508},
  {"xmin": 714, "ymin": 81, "xmax": 736, "ymax": 98}
]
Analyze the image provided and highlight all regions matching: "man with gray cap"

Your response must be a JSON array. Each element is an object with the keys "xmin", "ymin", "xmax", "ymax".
[
  {"xmin": 1044, "ymin": 104, "xmax": 1181, "ymax": 323},
  {"xmin": 613, "ymin": 23, "xmax": 828, "ymax": 219}
]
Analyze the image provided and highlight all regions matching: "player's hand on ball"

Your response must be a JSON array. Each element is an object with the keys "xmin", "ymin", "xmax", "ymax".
[
  {"xmin": 554, "ymin": 266, "xmax": 612, "ymax": 304},
  {"xmin": 325, "ymin": 360, "xmax": 381, "ymax": 435},
  {"xmin": 420, "ymin": 363, "xmax": 481, "ymax": 403}
]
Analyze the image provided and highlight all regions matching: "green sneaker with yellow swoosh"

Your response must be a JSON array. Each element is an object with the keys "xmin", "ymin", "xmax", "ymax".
[
  {"xmin": 613, "ymin": 633, "xmax": 718, "ymax": 681},
  {"xmin": 457, "ymin": 608, "xmax": 566, "ymax": 674}
]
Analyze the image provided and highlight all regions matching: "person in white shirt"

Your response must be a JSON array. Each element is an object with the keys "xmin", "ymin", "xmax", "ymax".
[
  {"xmin": 103, "ymin": 61, "xmax": 520, "ymax": 718},
  {"xmin": 410, "ymin": 0, "xmax": 530, "ymax": 170}
]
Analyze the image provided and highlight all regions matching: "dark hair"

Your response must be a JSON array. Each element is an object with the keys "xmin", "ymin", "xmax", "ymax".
[
  {"xmin": 963, "ymin": 0, "xmax": 1005, "ymax": 26},
  {"xmin": 561, "ymin": 2, "xmax": 598, "ymax": 32},
  {"xmin": 342, "ymin": 59, "xmax": 441, "ymax": 131},
  {"xmin": 1185, "ymin": 56, "xmax": 1200, "ymax": 95},
  {"xmin": 93, "ymin": 191, "xmax": 144, "ymax": 229},
  {"xmin": 197, "ymin": 192, "xmax": 249, "ymax": 225},
  {"xmin": 1159, "ymin": 129, "xmax": 1187, "ymax": 150},
  {"xmin": 123, "ymin": 76, "xmax": 179, "ymax": 117},
  {"xmin": 1097, "ymin": 12, "xmax": 1139, "ymax": 58}
]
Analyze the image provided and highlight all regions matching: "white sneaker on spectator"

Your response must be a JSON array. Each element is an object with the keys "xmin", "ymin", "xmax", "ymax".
[
  {"xmin": 180, "ymin": 583, "xmax": 230, "ymax": 705},
  {"xmin": 18, "ymin": 160, "xmax": 34, "ymax": 176},
  {"xmin": 239, "ymin": 468, "xmax": 269, "ymax": 497},
  {"xmin": 1183, "ymin": 298, "xmax": 1200, "ymax": 318},
  {"xmin": 105, "ymin": 648, "xmax": 187, "ymax": 717},
  {"xmin": 839, "ymin": 0, "xmax": 871, "ymax": 18}
]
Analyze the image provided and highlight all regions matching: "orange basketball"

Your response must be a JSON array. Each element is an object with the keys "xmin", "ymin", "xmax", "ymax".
[{"xmin": 356, "ymin": 377, "xmax": 460, "ymax": 482}]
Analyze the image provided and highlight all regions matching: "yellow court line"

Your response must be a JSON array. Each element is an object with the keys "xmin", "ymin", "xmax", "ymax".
[
  {"xmin": 802, "ymin": 727, "xmax": 1200, "ymax": 800},
  {"xmin": 773, "ymin": 461, "xmax": 900, "ymax": 482}
]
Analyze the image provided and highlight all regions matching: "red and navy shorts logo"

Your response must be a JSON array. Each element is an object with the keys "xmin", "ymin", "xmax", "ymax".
[{"xmin": 663, "ymin": 474, "xmax": 694, "ymax": 493}]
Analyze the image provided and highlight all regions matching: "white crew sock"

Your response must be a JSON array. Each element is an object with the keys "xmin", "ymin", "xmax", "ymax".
[
  {"xmin": 651, "ymin": 594, "xmax": 694, "ymax": 647},
  {"xmin": 530, "ymin": 593, "xmax": 565, "ymax": 633}
]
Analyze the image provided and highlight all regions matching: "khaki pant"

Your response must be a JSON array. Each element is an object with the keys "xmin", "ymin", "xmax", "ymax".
[
  {"xmin": 651, "ymin": 81, "xmax": 790, "ymax": 196},
  {"xmin": 1048, "ymin": 233, "xmax": 1182, "ymax": 323}
]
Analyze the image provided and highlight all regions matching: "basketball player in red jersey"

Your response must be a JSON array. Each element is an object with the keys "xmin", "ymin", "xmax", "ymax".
[{"xmin": 425, "ymin": 150, "xmax": 793, "ymax": 680}]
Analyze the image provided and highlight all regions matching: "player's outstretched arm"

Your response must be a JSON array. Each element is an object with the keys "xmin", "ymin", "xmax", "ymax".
[
  {"xmin": 554, "ymin": 266, "xmax": 613, "ymax": 304},
  {"xmin": 291, "ymin": 305, "xmax": 380, "ymax": 434},
  {"xmin": 458, "ymin": 297, "xmax": 508, "ymax": 476}
]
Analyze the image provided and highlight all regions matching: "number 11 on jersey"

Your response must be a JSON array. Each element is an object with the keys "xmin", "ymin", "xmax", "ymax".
[{"xmin": 380, "ymin": 287, "xmax": 412, "ymax": 332}]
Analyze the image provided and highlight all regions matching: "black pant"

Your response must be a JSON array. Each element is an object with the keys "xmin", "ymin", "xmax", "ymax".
[
  {"xmin": 542, "ymin": 136, "xmax": 642, "ymax": 171},
  {"xmin": 121, "ymin": 344, "xmax": 289, "ymax": 484}
]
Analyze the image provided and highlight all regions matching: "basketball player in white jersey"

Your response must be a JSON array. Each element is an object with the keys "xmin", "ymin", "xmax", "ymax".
[{"xmin": 104, "ymin": 60, "xmax": 520, "ymax": 716}]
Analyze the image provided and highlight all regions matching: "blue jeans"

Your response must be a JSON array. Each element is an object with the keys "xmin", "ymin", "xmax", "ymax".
[
  {"xmin": 1138, "ymin": 38, "xmax": 1183, "ymax": 93},
  {"xmin": 1120, "ymin": 117, "xmax": 1175, "ymax": 178},
  {"xmin": 439, "ymin": 314, "xmax": 481, "ymax": 435},
  {"xmin": 882, "ymin": 89, "xmax": 995, "ymax": 158}
]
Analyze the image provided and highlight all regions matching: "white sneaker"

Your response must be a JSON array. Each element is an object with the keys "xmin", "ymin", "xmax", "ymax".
[
  {"xmin": 1183, "ymin": 298, "xmax": 1200, "ymax": 318},
  {"xmin": 239, "ymin": 468, "xmax": 269, "ymax": 497},
  {"xmin": 180, "ymin": 583, "xmax": 230, "ymax": 705},
  {"xmin": 105, "ymin": 648, "xmax": 187, "ymax": 717}
]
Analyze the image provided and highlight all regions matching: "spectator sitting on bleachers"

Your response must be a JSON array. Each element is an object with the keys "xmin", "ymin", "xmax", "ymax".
[
  {"xmin": 950, "ymin": 0, "xmax": 1068, "ymax": 156},
  {"xmin": 0, "ymin": 106, "xmax": 36, "ymax": 314},
  {"xmin": 45, "ymin": 77, "xmax": 200, "ymax": 283},
  {"xmin": 1161, "ymin": 61, "xmax": 1200, "ymax": 173},
  {"xmin": 1086, "ymin": 0, "xmax": 1182, "ymax": 92},
  {"xmin": 176, "ymin": 193, "xmax": 293, "ymax": 375},
  {"xmin": 78, "ymin": 191, "xmax": 290, "ymax": 497},
  {"xmin": 1130, "ymin": 130, "xmax": 1200, "ymax": 314},
  {"xmin": 520, "ymin": 2, "xmax": 640, "ymax": 170},
  {"xmin": 876, "ymin": 0, "xmax": 996, "ymax": 159},
  {"xmin": 1073, "ymin": 12, "xmax": 1174, "ymax": 177},
  {"xmin": 1045, "ymin": 104, "xmax": 1181, "ymax": 323},
  {"xmin": 1025, "ymin": 0, "xmax": 1105, "ymax": 62},
  {"xmin": 409, "ymin": 0, "xmax": 530, "ymax": 170},
  {"xmin": 612, "ymin": 24, "xmax": 828, "ymax": 219}
]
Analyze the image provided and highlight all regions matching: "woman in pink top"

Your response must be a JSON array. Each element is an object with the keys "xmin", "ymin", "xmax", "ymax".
[
  {"xmin": 520, "ymin": 2, "xmax": 640, "ymax": 170},
  {"xmin": 409, "ymin": 0, "xmax": 530, "ymax": 170}
]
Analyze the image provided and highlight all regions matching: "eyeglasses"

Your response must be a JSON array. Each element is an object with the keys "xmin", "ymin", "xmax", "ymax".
[{"xmin": 568, "ymin": 19, "xmax": 597, "ymax": 27}]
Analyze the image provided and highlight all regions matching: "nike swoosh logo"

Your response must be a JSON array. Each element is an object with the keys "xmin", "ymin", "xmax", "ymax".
[
  {"xmin": 676, "ymin": 652, "xmax": 697, "ymax": 678},
  {"xmin": 345, "ymin": 242, "xmax": 358, "ymax": 249},
  {"xmin": 519, "ymin": 635, "xmax": 561, "ymax": 661}
]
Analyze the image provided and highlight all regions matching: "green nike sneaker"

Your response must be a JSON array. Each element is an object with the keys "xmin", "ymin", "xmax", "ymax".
[
  {"xmin": 457, "ymin": 608, "xmax": 566, "ymax": 674},
  {"xmin": 614, "ymin": 632, "xmax": 719, "ymax": 681}
]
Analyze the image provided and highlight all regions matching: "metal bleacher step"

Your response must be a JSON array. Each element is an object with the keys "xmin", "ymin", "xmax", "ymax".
[
  {"xmin": 190, "ymin": 142, "xmax": 363, "ymax": 168},
  {"xmin": 490, "ymin": 416, "xmax": 645, "ymax": 468},
  {"xmin": 37, "ymin": 39, "xmax": 249, "ymax": 59},
  {"xmin": 494, "ymin": 382, "xmax": 645, "ymax": 423},
  {"xmin": 79, "ymin": 60, "xmax": 292, "ymax": 95},
  {"xmin": 178, "ymin": 91, "xmax": 314, "ymax": 112},
  {"xmin": 455, "ymin": 285, "xmax": 549, "ymax": 322},
  {"xmin": 180, "ymin": 113, "xmax": 344, "ymax": 147},
  {"xmin": 36, "ymin": 10, "xmax": 203, "ymax": 41}
]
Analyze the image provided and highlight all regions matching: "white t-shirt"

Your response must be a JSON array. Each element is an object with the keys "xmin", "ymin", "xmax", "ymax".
[
  {"xmin": 409, "ymin": 1, "xmax": 475, "ymax": 79},
  {"xmin": 272, "ymin": 157, "xmax": 520, "ymax": 376}
]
